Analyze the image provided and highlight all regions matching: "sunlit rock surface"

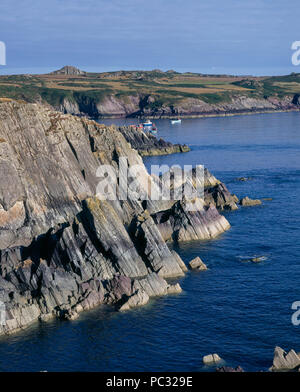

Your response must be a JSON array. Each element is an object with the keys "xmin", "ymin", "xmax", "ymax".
[{"xmin": 0, "ymin": 101, "xmax": 233, "ymax": 335}]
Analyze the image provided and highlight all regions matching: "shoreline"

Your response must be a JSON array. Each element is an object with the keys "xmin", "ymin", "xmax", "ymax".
[
  {"xmin": 0, "ymin": 101, "xmax": 233, "ymax": 338},
  {"xmin": 0, "ymin": 100, "xmax": 296, "ymax": 372},
  {"xmin": 95, "ymin": 107, "xmax": 300, "ymax": 121}
]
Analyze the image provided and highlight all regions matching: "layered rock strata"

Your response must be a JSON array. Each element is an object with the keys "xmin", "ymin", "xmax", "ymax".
[
  {"xmin": 56, "ymin": 94, "xmax": 300, "ymax": 119},
  {"xmin": 114, "ymin": 125, "xmax": 190, "ymax": 156},
  {"xmin": 0, "ymin": 101, "xmax": 233, "ymax": 335}
]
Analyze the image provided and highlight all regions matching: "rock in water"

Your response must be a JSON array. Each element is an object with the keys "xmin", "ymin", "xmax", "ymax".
[
  {"xmin": 188, "ymin": 257, "xmax": 207, "ymax": 270},
  {"xmin": 203, "ymin": 354, "xmax": 222, "ymax": 365},
  {"xmin": 270, "ymin": 346, "xmax": 300, "ymax": 371},
  {"xmin": 251, "ymin": 256, "xmax": 267, "ymax": 263},
  {"xmin": 117, "ymin": 125, "xmax": 190, "ymax": 156},
  {"xmin": 0, "ymin": 100, "xmax": 233, "ymax": 336},
  {"xmin": 236, "ymin": 177, "xmax": 252, "ymax": 182},
  {"xmin": 239, "ymin": 196, "xmax": 262, "ymax": 206}
]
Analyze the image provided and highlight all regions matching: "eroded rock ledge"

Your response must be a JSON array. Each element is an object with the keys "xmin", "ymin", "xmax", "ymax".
[
  {"xmin": 110, "ymin": 124, "xmax": 190, "ymax": 156},
  {"xmin": 0, "ymin": 101, "xmax": 235, "ymax": 335}
]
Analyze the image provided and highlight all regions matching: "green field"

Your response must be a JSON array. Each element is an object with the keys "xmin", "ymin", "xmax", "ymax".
[{"xmin": 0, "ymin": 69, "xmax": 300, "ymax": 109}]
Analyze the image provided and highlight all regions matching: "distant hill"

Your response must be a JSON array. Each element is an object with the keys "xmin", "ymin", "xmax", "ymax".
[
  {"xmin": 0, "ymin": 69, "xmax": 299, "ymax": 118},
  {"xmin": 50, "ymin": 65, "xmax": 86, "ymax": 76}
]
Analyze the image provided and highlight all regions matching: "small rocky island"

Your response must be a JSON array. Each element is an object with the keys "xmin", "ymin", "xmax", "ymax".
[{"xmin": 0, "ymin": 100, "xmax": 240, "ymax": 335}]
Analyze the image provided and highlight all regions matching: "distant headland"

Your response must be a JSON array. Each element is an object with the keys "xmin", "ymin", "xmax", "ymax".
[{"xmin": 0, "ymin": 65, "xmax": 299, "ymax": 118}]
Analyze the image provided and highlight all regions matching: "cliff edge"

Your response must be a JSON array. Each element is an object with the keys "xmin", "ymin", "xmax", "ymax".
[{"xmin": 0, "ymin": 101, "xmax": 233, "ymax": 335}]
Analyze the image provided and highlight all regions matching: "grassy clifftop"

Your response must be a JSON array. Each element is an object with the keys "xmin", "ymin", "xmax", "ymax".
[{"xmin": 0, "ymin": 69, "xmax": 300, "ymax": 117}]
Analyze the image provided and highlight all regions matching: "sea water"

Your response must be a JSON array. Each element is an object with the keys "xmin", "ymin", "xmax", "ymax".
[{"xmin": 0, "ymin": 112, "xmax": 299, "ymax": 371}]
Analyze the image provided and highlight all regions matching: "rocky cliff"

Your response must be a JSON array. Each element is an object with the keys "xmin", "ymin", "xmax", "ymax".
[
  {"xmin": 0, "ymin": 101, "xmax": 234, "ymax": 335},
  {"xmin": 1, "ymin": 69, "xmax": 300, "ymax": 119},
  {"xmin": 114, "ymin": 125, "xmax": 190, "ymax": 156},
  {"xmin": 58, "ymin": 93, "xmax": 300, "ymax": 119}
]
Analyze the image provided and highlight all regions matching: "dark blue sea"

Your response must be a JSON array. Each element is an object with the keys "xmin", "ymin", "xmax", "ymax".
[{"xmin": 0, "ymin": 113, "xmax": 299, "ymax": 372}]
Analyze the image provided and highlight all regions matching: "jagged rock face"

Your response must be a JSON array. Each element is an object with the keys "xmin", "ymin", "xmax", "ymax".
[
  {"xmin": 149, "ymin": 167, "xmax": 235, "ymax": 242},
  {"xmin": 115, "ymin": 125, "xmax": 190, "ymax": 156},
  {"xmin": 270, "ymin": 346, "xmax": 300, "ymax": 371},
  {"xmin": 95, "ymin": 95, "xmax": 141, "ymax": 117},
  {"xmin": 129, "ymin": 212, "xmax": 185, "ymax": 278},
  {"xmin": 0, "ymin": 101, "xmax": 231, "ymax": 335},
  {"xmin": 153, "ymin": 198, "xmax": 230, "ymax": 242},
  {"xmin": 51, "ymin": 65, "xmax": 86, "ymax": 76},
  {"xmin": 205, "ymin": 183, "xmax": 239, "ymax": 210},
  {"xmin": 58, "ymin": 93, "xmax": 299, "ymax": 118}
]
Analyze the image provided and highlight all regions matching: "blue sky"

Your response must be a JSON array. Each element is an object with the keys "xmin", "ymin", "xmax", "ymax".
[{"xmin": 0, "ymin": 0, "xmax": 299, "ymax": 75}]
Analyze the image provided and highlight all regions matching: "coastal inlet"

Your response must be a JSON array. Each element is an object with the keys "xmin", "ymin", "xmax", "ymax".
[{"xmin": 0, "ymin": 105, "xmax": 298, "ymax": 372}]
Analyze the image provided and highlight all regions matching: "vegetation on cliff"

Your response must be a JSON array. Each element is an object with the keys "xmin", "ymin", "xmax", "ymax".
[{"xmin": 0, "ymin": 68, "xmax": 299, "ymax": 117}]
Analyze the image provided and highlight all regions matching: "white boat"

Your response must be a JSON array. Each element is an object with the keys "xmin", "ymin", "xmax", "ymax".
[
  {"xmin": 171, "ymin": 119, "xmax": 181, "ymax": 124},
  {"xmin": 143, "ymin": 120, "xmax": 153, "ymax": 127}
]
